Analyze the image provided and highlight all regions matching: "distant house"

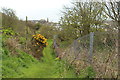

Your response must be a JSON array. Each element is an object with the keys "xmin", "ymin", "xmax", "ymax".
[
  {"xmin": 29, "ymin": 20, "xmax": 39, "ymax": 23},
  {"xmin": 29, "ymin": 19, "xmax": 61, "ymax": 30},
  {"xmin": 54, "ymin": 23, "xmax": 61, "ymax": 28},
  {"xmin": 29, "ymin": 19, "xmax": 46, "ymax": 24}
]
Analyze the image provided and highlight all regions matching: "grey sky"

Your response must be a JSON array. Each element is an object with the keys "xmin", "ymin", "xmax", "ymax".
[{"xmin": 0, "ymin": 0, "xmax": 72, "ymax": 22}]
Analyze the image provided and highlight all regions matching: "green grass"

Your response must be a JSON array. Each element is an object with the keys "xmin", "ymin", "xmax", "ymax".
[
  {"xmin": 2, "ymin": 39, "xmax": 77, "ymax": 78},
  {"xmin": 19, "ymin": 40, "xmax": 77, "ymax": 78},
  {"xmin": 2, "ymin": 48, "xmax": 39, "ymax": 78},
  {"xmin": 1, "ymin": 31, "xmax": 96, "ymax": 78}
]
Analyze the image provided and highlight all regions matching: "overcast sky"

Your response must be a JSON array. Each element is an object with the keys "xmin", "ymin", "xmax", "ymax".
[{"xmin": 0, "ymin": 0, "xmax": 72, "ymax": 22}]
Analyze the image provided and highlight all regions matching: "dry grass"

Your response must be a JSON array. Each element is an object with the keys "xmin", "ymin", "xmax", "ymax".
[
  {"xmin": 61, "ymin": 47, "xmax": 118, "ymax": 78},
  {"xmin": 4, "ymin": 37, "xmax": 21, "ymax": 55},
  {"xmin": 92, "ymin": 50, "xmax": 118, "ymax": 78}
]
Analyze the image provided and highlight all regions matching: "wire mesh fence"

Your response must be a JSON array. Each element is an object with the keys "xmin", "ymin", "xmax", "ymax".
[{"xmin": 54, "ymin": 31, "xmax": 118, "ymax": 78}]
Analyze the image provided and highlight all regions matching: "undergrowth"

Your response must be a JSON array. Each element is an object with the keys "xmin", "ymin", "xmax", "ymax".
[
  {"xmin": 19, "ymin": 40, "xmax": 77, "ymax": 78},
  {"xmin": 2, "ymin": 39, "xmax": 77, "ymax": 78},
  {"xmin": 1, "ymin": 31, "xmax": 95, "ymax": 78}
]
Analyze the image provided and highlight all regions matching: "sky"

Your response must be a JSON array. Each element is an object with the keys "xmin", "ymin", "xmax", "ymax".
[{"xmin": 0, "ymin": 0, "xmax": 72, "ymax": 22}]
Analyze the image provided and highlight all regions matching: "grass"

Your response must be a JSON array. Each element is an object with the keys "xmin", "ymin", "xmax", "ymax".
[
  {"xmin": 2, "ymin": 39, "xmax": 77, "ymax": 78},
  {"xmin": 2, "ymin": 48, "xmax": 39, "ymax": 78},
  {"xmin": 19, "ymin": 40, "xmax": 77, "ymax": 78}
]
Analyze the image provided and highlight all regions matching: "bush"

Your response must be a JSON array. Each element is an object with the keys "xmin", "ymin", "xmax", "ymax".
[
  {"xmin": 32, "ymin": 34, "xmax": 48, "ymax": 47},
  {"xmin": 28, "ymin": 34, "xmax": 48, "ymax": 59},
  {"xmin": 2, "ymin": 27, "xmax": 17, "ymax": 38},
  {"xmin": 38, "ymin": 25, "xmax": 58, "ymax": 39},
  {"xmin": 4, "ymin": 38, "xmax": 20, "ymax": 55},
  {"xmin": 19, "ymin": 37, "xmax": 26, "ymax": 44}
]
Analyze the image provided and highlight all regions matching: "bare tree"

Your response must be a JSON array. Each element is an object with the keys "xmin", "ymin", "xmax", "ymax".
[
  {"xmin": 1, "ymin": 8, "xmax": 17, "ymax": 19},
  {"xmin": 60, "ymin": 1, "xmax": 106, "ymax": 37},
  {"xmin": 104, "ymin": 2, "xmax": 120, "ymax": 77},
  {"xmin": 1, "ymin": 8, "xmax": 18, "ymax": 28},
  {"xmin": 103, "ymin": 1, "xmax": 120, "ymax": 30}
]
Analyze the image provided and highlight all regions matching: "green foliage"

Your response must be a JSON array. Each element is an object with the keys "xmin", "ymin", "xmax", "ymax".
[
  {"xmin": 2, "ymin": 48, "xmax": 39, "ymax": 78},
  {"xmin": 1, "ymin": 8, "xmax": 32, "ymax": 38},
  {"xmin": 87, "ymin": 66, "xmax": 96, "ymax": 78},
  {"xmin": 2, "ymin": 40, "xmax": 77, "ymax": 78},
  {"xmin": 26, "ymin": 21, "xmax": 35, "ymax": 30},
  {"xmin": 78, "ymin": 66, "xmax": 96, "ymax": 78},
  {"xmin": 19, "ymin": 37, "xmax": 26, "ymax": 44},
  {"xmin": 2, "ymin": 28, "xmax": 15, "ymax": 35},
  {"xmin": 58, "ymin": 26, "xmax": 79, "ymax": 41},
  {"xmin": 1, "ymin": 33, "xmax": 96, "ymax": 78},
  {"xmin": 1, "ymin": 28, "xmax": 17, "ymax": 41},
  {"xmin": 20, "ymin": 40, "xmax": 76, "ymax": 78},
  {"xmin": 1, "ymin": 8, "xmax": 18, "ymax": 28},
  {"xmin": 38, "ymin": 25, "xmax": 58, "ymax": 39},
  {"xmin": 58, "ymin": 40, "xmax": 73, "ymax": 48},
  {"xmin": 60, "ymin": 1, "xmax": 106, "ymax": 38},
  {"xmin": 57, "ymin": 27, "xmax": 79, "ymax": 48},
  {"xmin": 34, "ymin": 23, "xmax": 41, "ymax": 30},
  {"xmin": 1, "ymin": 6, "xmax": 100, "ymax": 78}
]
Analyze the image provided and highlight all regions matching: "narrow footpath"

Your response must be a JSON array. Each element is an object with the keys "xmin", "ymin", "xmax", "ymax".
[{"xmin": 20, "ymin": 40, "xmax": 76, "ymax": 78}]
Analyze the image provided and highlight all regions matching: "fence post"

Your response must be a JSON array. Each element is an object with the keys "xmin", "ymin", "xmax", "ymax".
[{"xmin": 89, "ymin": 32, "xmax": 94, "ymax": 64}]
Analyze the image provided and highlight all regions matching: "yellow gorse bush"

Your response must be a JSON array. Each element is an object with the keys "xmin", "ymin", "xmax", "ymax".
[{"xmin": 32, "ymin": 34, "xmax": 48, "ymax": 46}]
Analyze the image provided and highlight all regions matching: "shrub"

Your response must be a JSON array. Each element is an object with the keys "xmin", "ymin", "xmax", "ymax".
[
  {"xmin": 4, "ymin": 38, "xmax": 20, "ymax": 55},
  {"xmin": 39, "ymin": 25, "xmax": 58, "ymax": 39},
  {"xmin": 2, "ymin": 27, "xmax": 16, "ymax": 38},
  {"xmin": 32, "ymin": 34, "xmax": 48, "ymax": 47},
  {"xmin": 19, "ymin": 37, "xmax": 26, "ymax": 44},
  {"xmin": 28, "ymin": 34, "xmax": 48, "ymax": 59}
]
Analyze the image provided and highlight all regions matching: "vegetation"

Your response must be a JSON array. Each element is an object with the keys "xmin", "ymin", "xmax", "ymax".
[
  {"xmin": 0, "ymin": 8, "xmax": 78, "ymax": 78},
  {"xmin": 2, "ymin": 40, "xmax": 76, "ymax": 78},
  {"xmin": 0, "ymin": 0, "xmax": 119, "ymax": 78},
  {"xmin": 32, "ymin": 34, "xmax": 48, "ymax": 47},
  {"xmin": 59, "ymin": 2, "xmax": 106, "ymax": 40},
  {"xmin": 38, "ymin": 25, "xmax": 58, "ymax": 39}
]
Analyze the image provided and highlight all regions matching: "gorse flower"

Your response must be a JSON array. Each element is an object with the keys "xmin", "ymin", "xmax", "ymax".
[{"xmin": 32, "ymin": 34, "xmax": 48, "ymax": 47}]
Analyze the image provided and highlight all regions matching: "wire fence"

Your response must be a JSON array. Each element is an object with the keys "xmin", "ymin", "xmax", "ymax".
[{"xmin": 53, "ymin": 31, "xmax": 118, "ymax": 78}]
